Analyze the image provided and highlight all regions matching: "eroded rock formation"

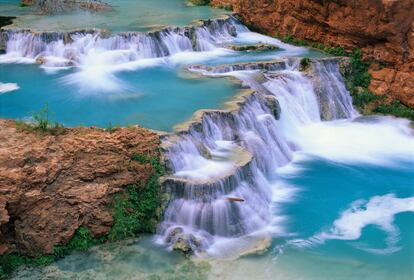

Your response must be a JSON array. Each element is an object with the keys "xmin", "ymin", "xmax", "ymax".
[
  {"xmin": 211, "ymin": 0, "xmax": 414, "ymax": 107},
  {"xmin": 0, "ymin": 120, "xmax": 160, "ymax": 256}
]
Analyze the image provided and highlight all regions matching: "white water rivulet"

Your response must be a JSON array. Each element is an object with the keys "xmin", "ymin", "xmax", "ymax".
[{"xmin": 1, "ymin": 12, "xmax": 413, "ymax": 280}]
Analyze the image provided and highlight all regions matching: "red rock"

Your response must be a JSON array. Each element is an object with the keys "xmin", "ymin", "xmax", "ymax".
[
  {"xmin": 212, "ymin": 0, "xmax": 414, "ymax": 108},
  {"xmin": 0, "ymin": 120, "xmax": 160, "ymax": 256}
]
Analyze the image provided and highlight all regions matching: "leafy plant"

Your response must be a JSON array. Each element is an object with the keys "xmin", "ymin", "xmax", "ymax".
[
  {"xmin": 188, "ymin": 0, "xmax": 211, "ymax": 5},
  {"xmin": 106, "ymin": 122, "xmax": 119, "ymax": 133},
  {"xmin": 374, "ymin": 100, "xmax": 414, "ymax": 121},
  {"xmin": 0, "ymin": 226, "xmax": 108, "ymax": 279},
  {"xmin": 348, "ymin": 49, "xmax": 371, "ymax": 88},
  {"xmin": 351, "ymin": 89, "xmax": 383, "ymax": 109},
  {"xmin": 15, "ymin": 104, "xmax": 65, "ymax": 135},
  {"xmin": 109, "ymin": 154, "xmax": 164, "ymax": 240},
  {"xmin": 299, "ymin": 57, "xmax": 311, "ymax": 71},
  {"xmin": 0, "ymin": 254, "xmax": 54, "ymax": 279},
  {"xmin": 32, "ymin": 104, "xmax": 50, "ymax": 131}
]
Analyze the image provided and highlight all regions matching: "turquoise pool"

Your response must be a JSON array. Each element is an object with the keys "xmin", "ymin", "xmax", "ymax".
[
  {"xmin": 0, "ymin": 0, "xmax": 230, "ymax": 32},
  {"xmin": 0, "ymin": 63, "xmax": 240, "ymax": 131}
]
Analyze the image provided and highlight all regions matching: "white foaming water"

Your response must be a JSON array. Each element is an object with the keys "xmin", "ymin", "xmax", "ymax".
[
  {"xmin": 234, "ymin": 32, "xmax": 307, "ymax": 56},
  {"xmin": 0, "ymin": 17, "xmax": 241, "ymax": 92},
  {"xmin": 173, "ymin": 141, "xmax": 236, "ymax": 181},
  {"xmin": 262, "ymin": 60, "xmax": 413, "ymax": 166},
  {"xmin": 0, "ymin": 16, "xmax": 310, "ymax": 94},
  {"xmin": 291, "ymin": 194, "xmax": 414, "ymax": 255},
  {"xmin": 158, "ymin": 58, "xmax": 414, "ymax": 258},
  {"xmin": 0, "ymin": 82, "xmax": 19, "ymax": 94},
  {"xmin": 291, "ymin": 117, "xmax": 414, "ymax": 165}
]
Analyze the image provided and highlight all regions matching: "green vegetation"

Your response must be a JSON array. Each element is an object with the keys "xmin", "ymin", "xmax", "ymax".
[
  {"xmin": 0, "ymin": 153, "xmax": 164, "ymax": 279},
  {"xmin": 15, "ymin": 104, "xmax": 65, "ymax": 135},
  {"xmin": 0, "ymin": 227, "xmax": 102, "ymax": 279},
  {"xmin": 272, "ymin": 32, "xmax": 414, "ymax": 120},
  {"xmin": 342, "ymin": 49, "xmax": 378, "ymax": 110},
  {"xmin": 105, "ymin": 122, "xmax": 119, "ymax": 133},
  {"xmin": 228, "ymin": 44, "xmax": 278, "ymax": 52},
  {"xmin": 53, "ymin": 227, "xmax": 107, "ymax": 258},
  {"xmin": 214, "ymin": 3, "xmax": 233, "ymax": 11},
  {"xmin": 109, "ymin": 154, "xmax": 164, "ymax": 240},
  {"xmin": 350, "ymin": 89, "xmax": 382, "ymax": 110},
  {"xmin": 0, "ymin": 254, "xmax": 54, "ymax": 279},
  {"xmin": 299, "ymin": 57, "xmax": 311, "ymax": 71},
  {"xmin": 278, "ymin": 34, "xmax": 347, "ymax": 56},
  {"xmin": 347, "ymin": 49, "xmax": 371, "ymax": 88},
  {"xmin": 374, "ymin": 100, "xmax": 414, "ymax": 120},
  {"xmin": 188, "ymin": 0, "xmax": 211, "ymax": 6},
  {"xmin": 187, "ymin": 0, "xmax": 232, "ymax": 10}
]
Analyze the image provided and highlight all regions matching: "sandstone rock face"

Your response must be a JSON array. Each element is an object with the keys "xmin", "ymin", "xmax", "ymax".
[
  {"xmin": 212, "ymin": 0, "xmax": 414, "ymax": 107},
  {"xmin": 0, "ymin": 120, "xmax": 159, "ymax": 256}
]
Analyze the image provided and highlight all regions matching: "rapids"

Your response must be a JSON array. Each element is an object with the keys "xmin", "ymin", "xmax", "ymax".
[{"xmin": 0, "ymin": 2, "xmax": 412, "ymax": 280}]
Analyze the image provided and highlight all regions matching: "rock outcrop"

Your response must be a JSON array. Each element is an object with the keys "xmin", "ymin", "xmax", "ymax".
[
  {"xmin": 211, "ymin": 0, "xmax": 414, "ymax": 107},
  {"xmin": 20, "ymin": 0, "xmax": 113, "ymax": 13},
  {"xmin": 0, "ymin": 120, "xmax": 160, "ymax": 256}
]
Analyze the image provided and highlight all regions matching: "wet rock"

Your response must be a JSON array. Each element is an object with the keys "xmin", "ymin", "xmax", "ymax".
[
  {"xmin": 263, "ymin": 95, "xmax": 281, "ymax": 120},
  {"xmin": 226, "ymin": 43, "xmax": 278, "ymax": 52},
  {"xmin": 167, "ymin": 227, "xmax": 202, "ymax": 255}
]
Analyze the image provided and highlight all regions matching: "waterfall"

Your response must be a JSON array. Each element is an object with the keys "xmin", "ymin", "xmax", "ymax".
[
  {"xmin": 0, "ymin": 16, "xmax": 244, "ymax": 67},
  {"xmin": 157, "ymin": 58, "xmax": 359, "ymax": 257}
]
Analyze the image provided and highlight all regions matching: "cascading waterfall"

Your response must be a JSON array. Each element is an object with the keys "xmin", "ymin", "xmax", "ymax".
[
  {"xmin": 157, "ymin": 58, "xmax": 357, "ymax": 257},
  {"xmin": 0, "ymin": 16, "xmax": 246, "ymax": 67},
  {"xmin": 0, "ymin": 12, "xmax": 362, "ymax": 258}
]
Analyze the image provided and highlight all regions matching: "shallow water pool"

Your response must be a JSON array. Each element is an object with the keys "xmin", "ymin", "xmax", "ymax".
[
  {"xmin": 0, "ymin": 0, "xmax": 231, "ymax": 32},
  {"xmin": 0, "ymin": 63, "xmax": 240, "ymax": 131}
]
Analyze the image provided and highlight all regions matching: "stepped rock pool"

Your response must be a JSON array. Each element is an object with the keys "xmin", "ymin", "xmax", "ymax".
[
  {"xmin": 0, "ymin": 1, "xmax": 413, "ymax": 280},
  {"xmin": 0, "ymin": 14, "xmax": 324, "ymax": 131}
]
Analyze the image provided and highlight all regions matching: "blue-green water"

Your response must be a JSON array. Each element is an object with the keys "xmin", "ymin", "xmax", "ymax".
[
  {"xmin": 0, "ymin": 63, "xmax": 239, "ymax": 131},
  {"xmin": 268, "ymin": 158, "xmax": 414, "ymax": 280},
  {"xmin": 0, "ymin": 0, "xmax": 230, "ymax": 32},
  {"xmin": 0, "ymin": 35, "xmax": 323, "ymax": 131},
  {"xmin": 11, "ymin": 156, "xmax": 414, "ymax": 280},
  {"xmin": 1, "ymin": 1, "xmax": 413, "ymax": 279}
]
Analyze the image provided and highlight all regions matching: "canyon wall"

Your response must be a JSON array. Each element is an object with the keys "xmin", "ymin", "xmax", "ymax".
[
  {"xmin": 212, "ymin": 0, "xmax": 414, "ymax": 107},
  {"xmin": 0, "ymin": 120, "xmax": 160, "ymax": 256}
]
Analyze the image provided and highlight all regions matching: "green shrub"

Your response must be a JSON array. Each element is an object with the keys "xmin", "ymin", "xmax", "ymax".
[
  {"xmin": 109, "ymin": 154, "xmax": 164, "ymax": 240},
  {"xmin": 32, "ymin": 104, "xmax": 50, "ymax": 131},
  {"xmin": 275, "ymin": 33, "xmax": 414, "ymax": 120},
  {"xmin": 374, "ymin": 100, "xmax": 414, "ymax": 121},
  {"xmin": 188, "ymin": 0, "xmax": 210, "ymax": 5},
  {"xmin": 299, "ymin": 57, "xmax": 311, "ymax": 71},
  {"xmin": 0, "ymin": 227, "xmax": 106, "ymax": 279},
  {"xmin": 15, "ymin": 104, "xmax": 65, "ymax": 135},
  {"xmin": 351, "ymin": 89, "xmax": 383, "ymax": 109},
  {"xmin": 348, "ymin": 49, "xmax": 371, "ymax": 88},
  {"xmin": 278, "ymin": 35, "xmax": 346, "ymax": 56}
]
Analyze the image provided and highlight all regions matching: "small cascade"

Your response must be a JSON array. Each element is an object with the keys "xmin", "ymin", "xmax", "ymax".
[
  {"xmin": 311, "ymin": 59, "xmax": 358, "ymax": 120},
  {"xmin": 157, "ymin": 58, "xmax": 359, "ymax": 256},
  {"xmin": 0, "ymin": 16, "xmax": 245, "ymax": 67}
]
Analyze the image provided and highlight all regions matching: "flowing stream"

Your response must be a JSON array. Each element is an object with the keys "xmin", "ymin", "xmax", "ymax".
[{"xmin": 0, "ymin": 2, "xmax": 413, "ymax": 279}]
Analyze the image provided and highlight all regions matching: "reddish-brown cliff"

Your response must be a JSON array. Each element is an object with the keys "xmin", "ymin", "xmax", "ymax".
[
  {"xmin": 0, "ymin": 120, "xmax": 160, "ymax": 256},
  {"xmin": 212, "ymin": 0, "xmax": 414, "ymax": 107}
]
